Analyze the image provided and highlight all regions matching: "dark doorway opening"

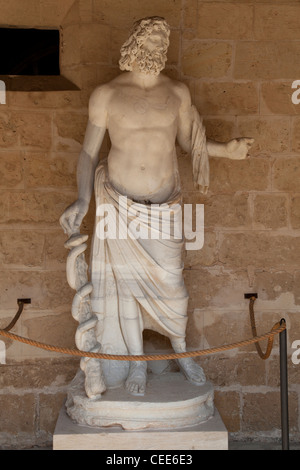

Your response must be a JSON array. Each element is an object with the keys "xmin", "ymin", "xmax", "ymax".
[{"xmin": 0, "ymin": 28, "xmax": 60, "ymax": 76}]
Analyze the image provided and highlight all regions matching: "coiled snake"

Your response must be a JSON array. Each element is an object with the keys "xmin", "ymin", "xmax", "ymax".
[{"xmin": 64, "ymin": 232, "xmax": 106, "ymax": 399}]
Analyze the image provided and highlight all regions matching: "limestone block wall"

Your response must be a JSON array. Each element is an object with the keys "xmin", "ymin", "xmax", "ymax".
[{"xmin": 0, "ymin": 0, "xmax": 299, "ymax": 448}]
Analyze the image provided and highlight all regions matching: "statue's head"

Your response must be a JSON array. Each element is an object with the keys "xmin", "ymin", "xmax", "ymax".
[{"xmin": 119, "ymin": 16, "xmax": 170, "ymax": 75}]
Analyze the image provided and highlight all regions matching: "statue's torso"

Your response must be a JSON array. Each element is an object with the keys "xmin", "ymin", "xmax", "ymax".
[{"xmin": 105, "ymin": 76, "xmax": 182, "ymax": 203}]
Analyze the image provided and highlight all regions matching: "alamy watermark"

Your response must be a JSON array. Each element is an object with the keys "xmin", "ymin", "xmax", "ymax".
[
  {"xmin": 95, "ymin": 196, "xmax": 204, "ymax": 251},
  {"xmin": 289, "ymin": 80, "xmax": 300, "ymax": 366},
  {"xmin": 291, "ymin": 340, "xmax": 300, "ymax": 365},
  {"xmin": 291, "ymin": 80, "xmax": 300, "ymax": 105},
  {"xmin": 0, "ymin": 80, "xmax": 6, "ymax": 104},
  {"xmin": 0, "ymin": 79, "xmax": 299, "ymax": 106}
]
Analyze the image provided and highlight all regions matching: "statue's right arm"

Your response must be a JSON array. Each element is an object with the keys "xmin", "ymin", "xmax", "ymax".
[
  {"xmin": 76, "ymin": 121, "xmax": 106, "ymax": 207},
  {"xmin": 60, "ymin": 86, "xmax": 109, "ymax": 235}
]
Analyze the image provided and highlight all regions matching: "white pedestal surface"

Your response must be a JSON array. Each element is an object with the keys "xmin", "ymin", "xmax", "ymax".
[
  {"xmin": 53, "ymin": 405, "xmax": 228, "ymax": 450},
  {"xmin": 53, "ymin": 372, "xmax": 228, "ymax": 450},
  {"xmin": 65, "ymin": 371, "xmax": 214, "ymax": 430}
]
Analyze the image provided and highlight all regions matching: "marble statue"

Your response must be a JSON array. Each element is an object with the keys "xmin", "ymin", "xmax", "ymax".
[{"xmin": 60, "ymin": 17, "xmax": 253, "ymax": 403}]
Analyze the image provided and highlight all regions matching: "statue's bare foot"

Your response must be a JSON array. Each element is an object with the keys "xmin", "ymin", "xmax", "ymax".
[
  {"xmin": 177, "ymin": 357, "xmax": 206, "ymax": 386},
  {"xmin": 125, "ymin": 361, "xmax": 147, "ymax": 396}
]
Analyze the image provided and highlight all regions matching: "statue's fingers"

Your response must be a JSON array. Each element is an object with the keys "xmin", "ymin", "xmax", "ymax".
[
  {"xmin": 63, "ymin": 214, "xmax": 76, "ymax": 235},
  {"xmin": 59, "ymin": 214, "xmax": 69, "ymax": 233},
  {"xmin": 72, "ymin": 212, "xmax": 85, "ymax": 234},
  {"xmin": 73, "ymin": 217, "xmax": 82, "ymax": 232},
  {"xmin": 69, "ymin": 213, "xmax": 78, "ymax": 229}
]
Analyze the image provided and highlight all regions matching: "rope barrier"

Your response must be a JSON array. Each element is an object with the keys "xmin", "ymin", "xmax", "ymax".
[
  {"xmin": 249, "ymin": 295, "xmax": 276, "ymax": 360},
  {"xmin": 0, "ymin": 300, "xmax": 288, "ymax": 447},
  {"xmin": 0, "ymin": 320, "xmax": 286, "ymax": 362},
  {"xmin": 3, "ymin": 300, "xmax": 25, "ymax": 333}
]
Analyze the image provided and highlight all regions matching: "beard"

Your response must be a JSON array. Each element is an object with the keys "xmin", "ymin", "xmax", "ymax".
[{"xmin": 134, "ymin": 48, "xmax": 167, "ymax": 75}]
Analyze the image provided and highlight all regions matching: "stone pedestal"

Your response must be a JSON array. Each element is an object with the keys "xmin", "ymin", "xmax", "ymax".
[
  {"xmin": 53, "ymin": 372, "xmax": 228, "ymax": 450},
  {"xmin": 65, "ymin": 371, "xmax": 214, "ymax": 430},
  {"xmin": 53, "ymin": 405, "xmax": 228, "ymax": 450}
]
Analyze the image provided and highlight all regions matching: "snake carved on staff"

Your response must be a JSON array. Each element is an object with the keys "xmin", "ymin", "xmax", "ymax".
[{"xmin": 63, "ymin": 232, "xmax": 106, "ymax": 399}]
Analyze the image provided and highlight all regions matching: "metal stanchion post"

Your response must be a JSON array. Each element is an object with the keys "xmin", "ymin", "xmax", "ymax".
[{"xmin": 280, "ymin": 319, "xmax": 289, "ymax": 450}]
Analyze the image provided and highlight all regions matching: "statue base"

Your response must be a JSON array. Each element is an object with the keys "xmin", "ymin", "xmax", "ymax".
[
  {"xmin": 53, "ymin": 404, "xmax": 228, "ymax": 451},
  {"xmin": 63, "ymin": 371, "xmax": 214, "ymax": 431}
]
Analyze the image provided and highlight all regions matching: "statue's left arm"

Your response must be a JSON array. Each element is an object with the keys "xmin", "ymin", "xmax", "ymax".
[
  {"xmin": 176, "ymin": 83, "xmax": 254, "ymax": 192},
  {"xmin": 207, "ymin": 137, "xmax": 254, "ymax": 160}
]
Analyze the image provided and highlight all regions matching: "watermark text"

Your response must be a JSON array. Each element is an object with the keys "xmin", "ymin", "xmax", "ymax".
[
  {"xmin": 291, "ymin": 340, "xmax": 300, "ymax": 365},
  {"xmin": 95, "ymin": 197, "xmax": 204, "ymax": 251},
  {"xmin": 291, "ymin": 80, "xmax": 300, "ymax": 105},
  {"xmin": 0, "ymin": 80, "xmax": 6, "ymax": 104}
]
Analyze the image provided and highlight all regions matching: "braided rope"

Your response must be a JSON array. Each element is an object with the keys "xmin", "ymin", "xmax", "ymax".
[
  {"xmin": 249, "ymin": 296, "xmax": 276, "ymax": 360},
  {"xmin": 0, "ymin": 320, "xmax": 286, "ymax": 361}
]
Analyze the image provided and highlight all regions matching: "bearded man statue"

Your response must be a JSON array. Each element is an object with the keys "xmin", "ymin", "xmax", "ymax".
[{"xmin": 60, "ymin": 16, "xmax": 253, "ymax": 400}]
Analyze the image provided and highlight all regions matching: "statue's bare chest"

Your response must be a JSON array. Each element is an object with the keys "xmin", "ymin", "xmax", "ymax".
[{"xmin": 108, "ymin": 86, "xmax": 180, "ymax": 129}]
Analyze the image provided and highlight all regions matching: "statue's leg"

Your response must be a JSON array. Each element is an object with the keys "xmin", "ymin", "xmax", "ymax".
[
  {"xmin": 171, "ymin": 337, "xmax": 206, "ymax": 386},
  {"xmin": 119, "ymin": 299, "xmax": 147, "ymax": 396}
]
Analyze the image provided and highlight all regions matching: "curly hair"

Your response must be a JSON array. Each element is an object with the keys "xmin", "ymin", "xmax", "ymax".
[{"xmin": 119, "ymin": 16, "xmax": 170, "ymax": 72}]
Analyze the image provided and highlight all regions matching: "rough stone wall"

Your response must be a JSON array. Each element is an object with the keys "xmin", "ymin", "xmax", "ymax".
[{"xmin": 0, "ymin": 0, "xmax": 299, "ymax": 448}]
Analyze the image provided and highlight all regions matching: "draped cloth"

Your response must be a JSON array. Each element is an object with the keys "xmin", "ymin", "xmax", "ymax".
[
  {"xmin": 89, "ymin": 107, "xmax": 209, "ymax": 389},
  {"xmin": 90, "ymin": 163, "xmax": 189, "ymax": 388},
  {"xmin": 191, "ymin": 105, "xmax": 209, "ymax": 195}
]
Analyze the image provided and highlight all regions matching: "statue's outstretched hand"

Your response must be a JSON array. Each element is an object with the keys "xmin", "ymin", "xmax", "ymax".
[
  {"xmin": 59, "ymin": 199, "xmax": 89, "ymax": 236},
  {"xmin": 226, "ymin": 137, "xmax": 254, "ymax": 160}
]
